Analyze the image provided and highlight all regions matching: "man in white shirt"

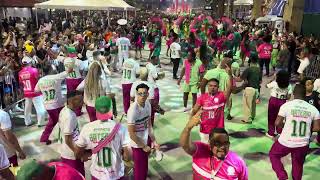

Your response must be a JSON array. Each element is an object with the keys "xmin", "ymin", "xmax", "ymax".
[
  {"xmin": 169, "ymin": 34, "xmax": 181, "ymax": 79},
  {"xmin": 64, "ymin": 55, "xmax": 84, "ymax": 116},
  {"xmin": 127, "ymin": 83, "xmax": 159, "ymax": 180},
  {"xmin": 0, "ymin": 144, "xmax": 14, "ymax": 180},
  {"xmin": 75, "ymin": 96, "xmax": 130, "ymax": 180},
  {"xmin": 122, "ymin": 51, "xmax": 140, "ymax": 114},
  {"xmin": 269, "ymin": 84, "xmax": 320, "ymax": 180},
  {"xmin": 146, "ymin": 56, "xmax": 164, "ymax": 126},
  {"xmin": 0, "ymin": 109, "xmax": 26, "ymax": 167},
  {"xmin": 116, "ymin": 31, "xmax": 131, "ymax": 71},
  {"xmin": 58, "ymin": 90, "xmax": 85, "ymax": 176},
  {"xmin": 35, "ymin": 66, "xmax": 73, "ymax": 144},
  {"xmin": 297, "ymin": 56, "xmax": 310, "ymax": 80}
]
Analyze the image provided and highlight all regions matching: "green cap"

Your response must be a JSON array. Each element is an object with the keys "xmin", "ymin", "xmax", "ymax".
[
  {"xmin": 16, "ymin": 159, "xmax": 44, "ymax": 180},
  {"xmin": 95, "ymin": 96, "xmax": 112, "ymax": 114},
  {"xmin": 66, "ymin": 46, "xmax": 77, "ymax": 53}
]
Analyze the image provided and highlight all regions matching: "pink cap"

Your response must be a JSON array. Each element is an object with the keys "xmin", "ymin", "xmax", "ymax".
[{"xmin": 96, "ymin": 111, "xmax": 113, "ymax": 120}]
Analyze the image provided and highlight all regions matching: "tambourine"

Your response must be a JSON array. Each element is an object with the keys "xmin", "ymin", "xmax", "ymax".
[{"xmin": 117, "ymin": 19, "xmax": 128, "ymax": 26}]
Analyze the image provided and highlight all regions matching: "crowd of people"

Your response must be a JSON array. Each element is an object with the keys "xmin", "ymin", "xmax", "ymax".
[{"xmin": 0, "ymin": 10, "xmax": 320, "ymax": 180}]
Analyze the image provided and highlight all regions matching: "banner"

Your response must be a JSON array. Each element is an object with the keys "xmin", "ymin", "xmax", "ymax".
[{"xmin": 268, "ymin": 0, "xmax": 286, "ymax": 17}]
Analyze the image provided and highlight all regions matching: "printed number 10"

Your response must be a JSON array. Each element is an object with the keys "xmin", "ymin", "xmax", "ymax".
[
  {"xmin": 97, "ymin": 147, "xmax": 112, "ymax": 168},
  {"xmin": 291, "ymin": 120, "xmax": 307, "ymax": 137}
]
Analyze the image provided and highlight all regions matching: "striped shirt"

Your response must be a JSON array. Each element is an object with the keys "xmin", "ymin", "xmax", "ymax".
[{"xmin": 127, "ymin": 101, "xmax": 151, "ymax": 148}]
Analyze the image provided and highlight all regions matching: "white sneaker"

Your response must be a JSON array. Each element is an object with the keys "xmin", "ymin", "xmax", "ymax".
[
  {"xmin": 154, "ymin": 150, "xmax": 163, "ymax": 162},
  {"xmin": 183, "ymin": 107, "xmax": 191, "ymax": 112},
  {"xmin": 265, "ymin": 132, "xmax": 274, "ymax": 139}
]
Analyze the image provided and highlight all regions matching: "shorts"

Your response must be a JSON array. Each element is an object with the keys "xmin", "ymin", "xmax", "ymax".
[{"xmin": 183, "ymin": 82, "xmax": 198, "ymax": 93}]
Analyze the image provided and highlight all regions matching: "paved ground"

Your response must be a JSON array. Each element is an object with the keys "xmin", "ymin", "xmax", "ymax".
[{"xmin": 10, "ymin": 43, "xmax": 320, "ymax": 180}]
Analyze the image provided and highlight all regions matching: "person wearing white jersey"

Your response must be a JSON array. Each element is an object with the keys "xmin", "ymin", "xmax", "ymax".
[
  {"xmin": 77, "ymin": 61, "xmax": 111, "ymax": 122},
  {"xmin": 0, "ymin": 109, "xmax": 26, "ymax": 167},
  {"xmin": 122, "ymin": 50, "xmax": 140, "ymax": 114},
  {"xmin": 127, "ymin": 83, "xmax": 159, "ymax": 180},
  {"xmin": 77, "ymin": 51, "xmax": 117, "ymax": 121},
  {"xmin": 116, "ymin": 31, "xmax": 131, "ymax": 71},
  {"xmin": 75, "ymin": 96, "xmax": 130, "ymax": 180},
  {"xmin": 64, "ymin": 56, "xmax": 84, "ymax": 116},
  {"xmin": 35, "ymin": 65, "xmax": 73, "ymax": 144},
  {"xmin": 146, "ymin": 56, "xmax": 164, "ymax": 126},
  {"xmin": 63, "ymin": 57, "xmax": 83, "ymax": 93},
  {"xmin": 58, "ymin": 90, "xmax": 84, "ymax": 176},
  {"xmin": 269, "ymin": 84, "xmax": 320, "ymax": 180},
  {"xmin": 169, "ymin": 34, "xmax": 181, "ymax": 79},
  {"xmin": 0, "ymin": 144, "xmax": 14, "ymax": 180}
]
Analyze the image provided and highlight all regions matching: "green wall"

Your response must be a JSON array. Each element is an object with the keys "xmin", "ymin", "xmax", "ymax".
[{"xmin": 301, "ymin": 13, "xmax": 320, "ymax": 37}]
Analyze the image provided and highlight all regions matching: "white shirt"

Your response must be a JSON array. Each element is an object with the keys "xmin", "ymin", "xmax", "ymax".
[
  {"xmin": 76, "ymin": 120, "xmax": 129, "ymax": 180},
  {"xmin": 122, "ymin": 58, "xmax": 140, "ymax": 84},
  {"xmin": 35, "ymin": 72, "xmax": 68, "ymax": 110},
  {"xmin": 266, "ymin": 81, "xmax": 292, "ymax": 99},
  {"xmin": 127, "ymin": 101, "xmax": 151, "ymax": 148},
  {"xmin": 146, "ymin": 62, "xmax": 158, "ymax": 88},
  {"xmin": 0, "ymin": 144, "xmax": 9, "ymax": 170},
  {"xmin": 278, "ymin": 99, "xmax": 320, "ymax": 148},
  {"xmin": 58, "ymin": 106, "xmax": 80, "ymax": 160},
  {"xmin": 297, "ymin": 57, "xmax": 310, "ymax": 74},
  {"xmin": 170, "ymin": 42, "xmax": 181, "ymax": 59},
  {"xmin": 0, "ymin": 110, "xmax": 15, "ymax": 158},
  {"xmin": 64, "ymin": 58, "xmax": 83, "ymax": 79},
  {"xmin": 86, "ymin": 50, "xmax": 94, "ymax": 64},
  {"xmin": 116, "ymin": 37, "xmax": 131, "ymax": 58},
  {"xmin": 313, "ymin": 79, "xmax": 320, "ymax": 93},
  {"xmin": 130, "ymin": 80, "xmax": 154, "ymax": 100}
]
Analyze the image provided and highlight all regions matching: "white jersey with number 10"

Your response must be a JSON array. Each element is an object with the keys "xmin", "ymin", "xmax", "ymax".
[
  {"xmin": 76, "ymin": 120, "xmax": 130, "ymax": 180},
  {"xmin": 278, "ymin": 99, "xmax": 320, "ymax": 148},
  {"xmin": 122, "ymin": 58, "xmax": 140, "ymax": 84},
  {"xmin": 35, "ymin": 72, "xmax": 68, "ymax": 110}
]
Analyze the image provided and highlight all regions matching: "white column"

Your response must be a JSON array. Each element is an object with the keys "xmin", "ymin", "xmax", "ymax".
[
  {"xmin": 125, "ymin": 10, "xmax": 128, "ymax": 20},
  {"xmin": 107, "ymin": 10, "xmax": 110, "ymax": 27},
  {"xmin": 36, "ymin": 8, "xmax": 39, "ymax": 28}
]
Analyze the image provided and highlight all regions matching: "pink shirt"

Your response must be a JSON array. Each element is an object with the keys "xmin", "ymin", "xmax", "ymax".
[
  {"xmin": 19, "ymin": 67, "xmax": 41, "ymax": 98},
  {"xmin": 48, "ymin": 162, "xmax": 85, "ymax": 180},
  {"xmin": 257, "ymin": 43, "xmax": 272, "ymax": 59},
  {"xmin": 192, "ymin": 142, "xmax": 248, "ymax": 180},
  {"xmin": 197, "ymin": 92, "xmax": 226, "ymax": 134}
]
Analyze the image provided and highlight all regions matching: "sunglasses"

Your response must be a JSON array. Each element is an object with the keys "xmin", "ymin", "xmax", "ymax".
[
  {"xmin": 137, "ymin": 92, "xmax": 148, "ymax": 97},
  {"xmin": 212, "ymin": 141, "xmax": 230, "ymax": 148}
]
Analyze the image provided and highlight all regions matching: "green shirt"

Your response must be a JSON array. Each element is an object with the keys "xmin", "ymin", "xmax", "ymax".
[
  {"xmin": 184, "ymin": 59, "xmax": 203, "ymax": 85},
  {"xmin": 241, "ymin": 65, "xmax": 261, "ymax": 89},
  {"xmin": 204, "ymin": 67, "xmax": 230, "ymax": 91}
]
